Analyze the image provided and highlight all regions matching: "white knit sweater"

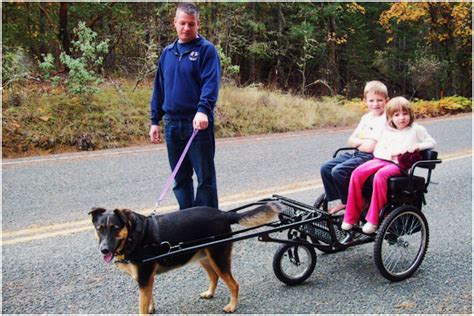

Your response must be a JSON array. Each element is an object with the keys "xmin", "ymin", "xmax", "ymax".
[
  {"xmin": 352, "ymin": 112, "xmax": 386, "ymax": 140},
  {"xmin": 373, "ymin": 123, "xmax": 436, "ymax": 162}
]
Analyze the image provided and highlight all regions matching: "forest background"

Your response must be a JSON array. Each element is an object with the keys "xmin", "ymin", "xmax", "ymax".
[{"xmin": 2, "ymin": 2, "xmax": 472, "ymax": 158}]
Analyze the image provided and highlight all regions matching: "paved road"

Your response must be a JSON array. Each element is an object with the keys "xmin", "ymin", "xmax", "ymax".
[{"xmin": 2, "ymin": 114, "xmax": 472, "ymax": 314}]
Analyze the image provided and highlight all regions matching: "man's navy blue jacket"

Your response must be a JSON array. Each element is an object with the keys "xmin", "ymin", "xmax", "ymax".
[{"xmin": 150, "ymin": 35, "xmax": 221, "ymax": 125}]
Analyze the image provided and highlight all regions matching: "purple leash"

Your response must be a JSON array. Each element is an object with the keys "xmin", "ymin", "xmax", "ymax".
[{"xmin": 155, "ymin": 128, "xmax": 199, "ymax": 208}]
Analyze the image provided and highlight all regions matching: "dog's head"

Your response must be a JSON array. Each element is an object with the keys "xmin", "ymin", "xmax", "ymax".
[{"xmin": 89, "ymin": 207, "xmax": 133, "ymax": 263}]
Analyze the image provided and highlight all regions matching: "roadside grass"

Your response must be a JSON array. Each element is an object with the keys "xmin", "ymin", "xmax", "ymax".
[
  {"xmin": 3, "ymin": 81, "xmax": 150, "ymax": 157},
  {"xmin": 215, "ymin": 86, "xmax": 361, "ymax": 137},
  {"xmin": 2, "ymin": 81, "xmax": 471, "ymax": 158}
]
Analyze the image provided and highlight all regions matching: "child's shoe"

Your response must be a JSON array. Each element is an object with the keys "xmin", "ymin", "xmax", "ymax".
[
  {"xmin": 328, "ymin": 204, "xmax": 346, "ymax": 215},
  {"xmin": 362, "ymin": 222, "xmax": 378, "ymax": 234},
  {"xmin": 341, "ymin": 221, "xmax": 353, "ymax": 231}
]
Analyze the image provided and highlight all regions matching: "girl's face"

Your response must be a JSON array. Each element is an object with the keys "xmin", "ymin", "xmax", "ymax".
[{"xmin": 392, "ymin": 109, "xmax": 411, "ymax": 130}]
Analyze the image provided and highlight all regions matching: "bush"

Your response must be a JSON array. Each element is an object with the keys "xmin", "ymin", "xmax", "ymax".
[
  {"xmin": 412, "ymin": 96, "xmax": 472, "ymax": 117},
  {"xmin": 344, "ymin": 96, "xmax": 472, "ymax": 118},
  {"xmin": 216, "ymin": 45, "xmax": 240, "ymax": 84},
  {"xmin": 2, "ymin": 47, "xmax": 32, "ymax": 87},
  {"xmin": 39, "ymin": 22, "xmax": 109, "ymax": 96}
]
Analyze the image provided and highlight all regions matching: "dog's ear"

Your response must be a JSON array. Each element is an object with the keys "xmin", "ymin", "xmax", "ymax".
[
  {"xmin": 114, "ymin": 209, "xmax": 143, "ymax": 232},
  {"xmin": 113, "ymin": 208, "xmax": 133, "ymax": 226},
  {"xmin": 89, "ymin": 207, "xmax": 106, "ymax": 222}
]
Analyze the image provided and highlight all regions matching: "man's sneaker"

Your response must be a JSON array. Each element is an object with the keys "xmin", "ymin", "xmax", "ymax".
[{"xmin": 362, "ymin": 222, "xmax": 378, "ymax": 234}]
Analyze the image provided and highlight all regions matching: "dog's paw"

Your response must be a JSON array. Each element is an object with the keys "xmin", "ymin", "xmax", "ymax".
[
  {"xmin": 199, "ymin": 290, "xmax": 214, "ymax": 299},
  {"xmin": 223, "ymin": 303, "xmax": 236, "ymax": 313}
]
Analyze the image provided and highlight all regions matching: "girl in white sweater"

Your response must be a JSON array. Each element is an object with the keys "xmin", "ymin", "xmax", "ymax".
[{"xmin": 341, "ymin": 97, "xmax": 436, "ymax": 234}]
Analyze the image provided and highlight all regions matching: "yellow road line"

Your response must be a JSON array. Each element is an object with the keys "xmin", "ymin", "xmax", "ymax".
[
  {"xmin": 1, "ymin": 150, "xmax": 471, "ymax": 246},
  {"xmin": 1, "ymin": 226, "xmax": 93, "ymax": 245},
  {"xmin": 439, "ymin": 150, "xmax": 472, "ymax": 161},
  {"xmin": 2, "ymin": 219, "xmax": 91, "ymax": 238},
  {"xmin": 1, "ymin": 179, "xmax": 324, "ymax": 246}
]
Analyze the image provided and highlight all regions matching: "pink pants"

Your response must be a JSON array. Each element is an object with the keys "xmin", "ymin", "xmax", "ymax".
[{"xmin": 344, "ymin": 159, "xmax": 401, "ymax": 226}]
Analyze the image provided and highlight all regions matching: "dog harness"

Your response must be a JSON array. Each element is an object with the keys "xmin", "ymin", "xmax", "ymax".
[{"xmin": 114, "ymin": 214, "xmax": 170, "ymax": 264}]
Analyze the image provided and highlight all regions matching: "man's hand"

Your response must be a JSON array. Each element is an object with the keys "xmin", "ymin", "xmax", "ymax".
[
  {"xmin": 193, "ymin": 112, "xmax": 209, "ymax": 130},
  {"xmin": 149, "ymin": 125, "xmax": 161, "ymax": 144}
]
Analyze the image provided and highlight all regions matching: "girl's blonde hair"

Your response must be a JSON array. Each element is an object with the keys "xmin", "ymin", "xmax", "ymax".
[
  {"xmin": 385, "ymin": 96, "xmax": 415, "ymax": 129},
  {"xmin": 363, "ymin": 80, "xmax": 388, "ymax": 98}
]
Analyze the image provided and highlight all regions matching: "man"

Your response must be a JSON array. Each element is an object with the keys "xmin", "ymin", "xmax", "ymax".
[{"xmin": 149, "ymin": 3, "xmax": 221, "ymax": 209}]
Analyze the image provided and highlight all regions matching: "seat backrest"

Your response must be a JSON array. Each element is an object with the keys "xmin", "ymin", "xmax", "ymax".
[{"xmin": 416, "ymin": 150, "xmax": 439, "ymax": 170}]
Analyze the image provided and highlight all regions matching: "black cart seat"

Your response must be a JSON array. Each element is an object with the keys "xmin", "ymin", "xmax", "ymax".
[
  {"xmin": 388, "ymin": 176, "xmax": 425, "ymax": 198},
  {"xmin": 351, "ymin": 150, "xmax": 440, "ymax": 204},
  {"xmin": 388, "ymin": 150, "xmax": 439, "ymax": 197}
]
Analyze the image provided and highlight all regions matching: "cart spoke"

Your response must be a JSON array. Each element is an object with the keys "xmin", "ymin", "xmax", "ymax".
[
  {"xmin": 274, "ymin": 243, "xmax": 316, "ymax": 284},
  {"xmin": 379, "ymin": 211, "xmax": 427, "ymax": 277}
]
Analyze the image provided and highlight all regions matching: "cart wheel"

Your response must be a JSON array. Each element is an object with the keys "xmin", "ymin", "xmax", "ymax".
[
  {"xmin": 273, "ymin": 242, "xmax": 316, "ymax": 285},
  {"xmin": 374, "ymin": 206, "xmax": 429, "ymax": 282},
  {"xmin": 313, "ymin": 193, "xmax": 327, "ymax": 210}
]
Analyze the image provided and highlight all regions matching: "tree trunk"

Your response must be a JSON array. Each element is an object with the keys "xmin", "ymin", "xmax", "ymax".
[
  {"xmin": 145, "ymin": 3, "xmax": 150, "ymax": 47},
  {"xmin": 38, "ymin": 4, "xmax": 47, "ymax": 56},
  {"xmin": 248, "ymin": 2, "xmax": 257, "ymax": 83},
  {"xmin": 273, "ymin": 3, "xmax": 286, "ymax": 88},
  {"xmin": 59, "ymin": 2, "xmax": 70, "ymax": 54},
  {"xmin": 327, "ymin": 14, "xmax": 340, "ymax": 94}
]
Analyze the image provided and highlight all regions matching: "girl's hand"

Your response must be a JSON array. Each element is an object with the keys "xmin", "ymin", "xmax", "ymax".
[
  {"xmin": 407, "ymin": 144, "xmax": 420, "ymax": 153},
  {"xmin": 391, "ymin": 149, "xmax": 406, "ymax": 157}
]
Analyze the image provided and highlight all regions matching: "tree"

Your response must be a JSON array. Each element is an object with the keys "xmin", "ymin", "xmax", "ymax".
[
  {"xmin": 379, "ymin": 2, "xmax": 472, "ymax": 97},
  {"xmin": 2, "ymin": 2, "xmax": 471, "ymax": 99}
]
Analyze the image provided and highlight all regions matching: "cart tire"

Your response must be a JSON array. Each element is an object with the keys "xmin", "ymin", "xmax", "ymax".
[
  {"xmin": 273, "ymin": 242, "xmax": 316, "ymax": 285},
  {"xmin": 313, "ymin": 193, "xmax": 327, "ymax": 210},
  {"xmin": 374, "ymin": 206, "xmax": 429, "ymax": 282}
]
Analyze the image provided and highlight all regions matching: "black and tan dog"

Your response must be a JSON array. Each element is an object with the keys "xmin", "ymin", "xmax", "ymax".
[{"xmin": 89, "ymin": 202, "xmax": 282, "ymax": 314}]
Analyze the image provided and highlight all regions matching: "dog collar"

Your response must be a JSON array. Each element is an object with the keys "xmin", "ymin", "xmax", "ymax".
[{"xmin": 114, "ymin": 254, "xmax": 127, "ymax": 263}]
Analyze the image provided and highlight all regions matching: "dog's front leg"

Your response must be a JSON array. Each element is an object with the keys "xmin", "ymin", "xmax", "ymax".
[
  {"xmin": 148, "ymin": 296, "xmax": 155, "ymax": 314},
  {"xmin": 138, "ymin": 264, "xmax": 157, "ymax": 314},
  {"xmin": 138, "ymin": 276, "xmax": 155, "ymax": 314}
]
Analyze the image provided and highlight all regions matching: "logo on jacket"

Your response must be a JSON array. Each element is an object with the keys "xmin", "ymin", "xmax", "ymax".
[{"xmin": 189, "ymin": 51, "xmax": 199, "ymax": 61}]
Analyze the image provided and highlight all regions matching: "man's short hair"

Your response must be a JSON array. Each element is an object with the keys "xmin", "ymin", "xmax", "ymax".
[{"xmin": 177, "ymin": 3, "xmax": 199, "ymax": 18}]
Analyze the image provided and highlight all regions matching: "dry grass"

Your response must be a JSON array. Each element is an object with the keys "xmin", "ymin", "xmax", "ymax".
[
  {"xmin": 2, "ymin": 81, "xmax": 471, "ymax": 158},
  {"xmin": 2, "ymin": 81, "xmax": 150, "ymax": 157},
  {"xmin": 215, "ymin": 86, "xmax": 361, "ymax": 137}
]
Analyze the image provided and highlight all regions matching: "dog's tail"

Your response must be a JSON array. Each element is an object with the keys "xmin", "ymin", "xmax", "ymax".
[{"xmin": 227, "ymin": 202, "xmax": 283, "ymax": 227}]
